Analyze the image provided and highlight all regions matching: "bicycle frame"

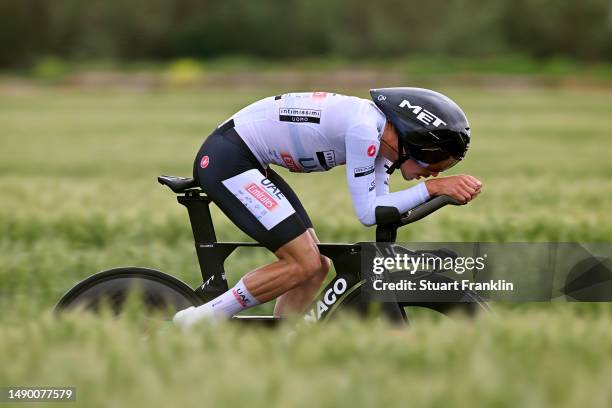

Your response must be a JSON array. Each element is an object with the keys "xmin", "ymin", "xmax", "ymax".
[
  {"xmin": 55, "ymin": 177, "xmax": 483, "ymax": 323},
  {"xmin": 178, "ymin": 189, "xmax": 406, "ymax": 323}
]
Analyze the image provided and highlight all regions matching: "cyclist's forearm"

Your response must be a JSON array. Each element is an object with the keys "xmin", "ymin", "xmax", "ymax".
[{"xmin": 354, "ymin": 182, "xmax": 429, "ymax": 226}]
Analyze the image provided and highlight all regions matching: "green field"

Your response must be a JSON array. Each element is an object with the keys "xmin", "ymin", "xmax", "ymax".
[{"xmin": 1, "ymin": 85, "xmax": 611, "ymax": 407}]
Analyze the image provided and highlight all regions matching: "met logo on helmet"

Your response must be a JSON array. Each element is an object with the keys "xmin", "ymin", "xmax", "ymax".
[{"xmin": 398, "ymin": 99, "xmax": 447, "ymax": 128}]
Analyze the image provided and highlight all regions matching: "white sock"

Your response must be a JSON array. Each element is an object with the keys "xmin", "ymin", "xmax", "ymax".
[
  {"xmin": 175, "ymin": 278, "xmax": 260, "ymax": 328},
  {"xmin": 209, "ymin": 278, "xmax": 260, "ymax": 317}
]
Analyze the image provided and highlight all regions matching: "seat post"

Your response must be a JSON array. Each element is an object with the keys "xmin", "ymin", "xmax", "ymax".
[
  {"xmin": 177, "ymin": 190, "xmax": 217, "ymax": 244},
  {"xmin": 177, "ymin": 190, "xmax": 231, "ymax": 301}
]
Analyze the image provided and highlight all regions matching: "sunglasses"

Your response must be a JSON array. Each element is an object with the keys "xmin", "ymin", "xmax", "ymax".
[{"xmin": 413, "ymin": 156, "xmax": 460, "ymax": 172}]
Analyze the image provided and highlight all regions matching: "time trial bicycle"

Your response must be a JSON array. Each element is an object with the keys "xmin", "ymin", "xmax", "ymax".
[{"xmin": 55, "ymin": 175, "xmax": 489, "ymax": 325}]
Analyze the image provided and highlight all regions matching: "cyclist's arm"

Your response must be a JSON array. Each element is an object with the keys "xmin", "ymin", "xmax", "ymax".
[
  {"xmin": 374, "ymin": 156, "xmax": 391, "ymax": 196},
  {"xmin": 346, "ymin": 124, "xmax": 429, "ymax": 226}
]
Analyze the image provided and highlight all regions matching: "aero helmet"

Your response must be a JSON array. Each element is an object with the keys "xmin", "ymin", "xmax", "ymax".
[{"xmin": 370, "ymin": 87, "xmax": 471, "ymax": 173}]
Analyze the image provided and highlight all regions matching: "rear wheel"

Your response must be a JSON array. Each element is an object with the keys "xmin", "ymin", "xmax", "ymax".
[{"xmin": 54, "ymin": 267, "xmax": 202, "ymax": 319}]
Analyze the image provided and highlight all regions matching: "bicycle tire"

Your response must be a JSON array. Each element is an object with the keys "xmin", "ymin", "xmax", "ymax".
[
  {"xmin": 54, "ymin": 267, "xmax": 202, "ymax": 316},
  {"xmin": 329, "ymin": 270, "xmax": 489, "ymax": 322},
  {"xmin": 393, "ymin": 271, "xmax": 490, "ymax": 316}
]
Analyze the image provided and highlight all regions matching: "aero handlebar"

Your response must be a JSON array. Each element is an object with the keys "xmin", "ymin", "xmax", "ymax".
[
  {"xmin": 400, "ymin": 195, "xmax": 463, "ymax": 226},
  {"xmin": 374, "ymin": 195, "xmax": 463, "ymax": 242}
]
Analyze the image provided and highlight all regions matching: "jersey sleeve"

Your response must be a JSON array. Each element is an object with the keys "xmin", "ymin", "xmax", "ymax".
[
  {"xmin": 345, "ymin": 124, "xmax": 430, "ymax": 226},
  {"xmin": 374, "ymin": 156, "xmax": 391, "ymax": 196}
]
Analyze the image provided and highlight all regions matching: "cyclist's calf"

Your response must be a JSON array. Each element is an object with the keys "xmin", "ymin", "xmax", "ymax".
[
  {"xmin": 272, "ymin": 236, "xmax": 331, "ymax": 316},
  {"xmin": 244, "ymin": 231, "xmax": 329, "ymax": 310}
]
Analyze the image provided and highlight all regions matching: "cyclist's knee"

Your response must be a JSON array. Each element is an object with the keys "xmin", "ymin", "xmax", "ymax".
[
  {"xmin": 281, "ymin": 249, "xmax": 321, "ymax": 284},
  {"xmin": 276, "ymin": 231, "xmax": 326, "ymax": 285},
  {"xmin": 316, "ymin": 255, "xmax": 331, "ymax": 281},
  {"xmin": 294, "ymin": 253, "xmax": 322, "ymax": 283}
]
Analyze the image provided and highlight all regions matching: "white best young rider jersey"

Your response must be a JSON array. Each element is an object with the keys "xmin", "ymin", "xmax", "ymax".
[{"xmin": 225, "ymin": 92, "xmax": 430, "ymax": 226}]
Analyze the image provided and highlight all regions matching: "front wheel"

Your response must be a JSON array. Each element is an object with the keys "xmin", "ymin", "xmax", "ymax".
[
  {"xmin": 395, "ymin": 271, "xmax": 490, "ymax": 316},
  {"xmin": 54, "ymin": 267, "xmax": 202, "ymax": 318},
  {"xmin": 330, "ymin": 270, "xmax": 489, "ymax": 323}
]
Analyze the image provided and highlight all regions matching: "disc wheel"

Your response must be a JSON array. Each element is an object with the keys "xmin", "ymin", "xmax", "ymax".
[{"xmin": 54, "ymin": 267, "xmax": 202, "ymax": 318}]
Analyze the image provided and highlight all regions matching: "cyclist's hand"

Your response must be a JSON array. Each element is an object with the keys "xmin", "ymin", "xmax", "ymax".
[{"xmin": 425, "ymin": 175, "xmax": 482, "ymax": 203}]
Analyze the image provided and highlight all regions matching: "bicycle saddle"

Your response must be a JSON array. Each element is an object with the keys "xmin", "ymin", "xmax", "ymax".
[{"xmin": 157, "ymin": 175, "xmax": 198, "ymax": 193}]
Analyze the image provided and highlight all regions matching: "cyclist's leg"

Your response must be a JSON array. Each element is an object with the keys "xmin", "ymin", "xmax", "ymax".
[
  {"xmin": 195, "ymin": 138, "xmax": 313, "ymax": 258},
  {"xmin": 271, "ymin": 228, "xmax": 331, "ymax": 316},
  {"xmin": 176, "ymin": 130, "xmax": 325, "ymax": 326},
  {"xmin": 263, "ymin": 168, "xmax": 331, "ymax": 315},
  {"xmin": 242, "ymin": 231, "xmax": 322, "ymax": 302},
  {"xmin": 264, "ymin": 167, "xmax": 315, "ymax": 229}
]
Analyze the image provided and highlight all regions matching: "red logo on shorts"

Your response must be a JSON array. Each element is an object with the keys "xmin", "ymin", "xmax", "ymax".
[
  {"xmin": 367, "ymin": 145, "xmax": 376, "ymax": 157},
  {"xmin": 200, "ymin": 156, "xmax": 209, "ymax": 169},
  {"xmin": 246, "ymin": 183, "xmax": 278, "ymax": 210},
  {"xmin": 312, "ymin": 91, "xmax": 328, "ymax": 98}
]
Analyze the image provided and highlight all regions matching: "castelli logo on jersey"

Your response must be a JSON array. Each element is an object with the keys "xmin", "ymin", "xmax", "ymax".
[
  {"xmin": 200, "ymin": 155, "xmax": 209, "ymax": 169},
  {"xmin": 312, "ymin": 91, "xmax": 328, "ymax": 98},
  {"xmin": 398, "ymin": 99, "xmax": 447, "ymax": 127},
  {"xmin": 367, "ymin": 145, "xmax": 376, "ymax": 157},
  {"xmin": 246, "ymin": 183, "xmax": 278, "ymax": 210}
]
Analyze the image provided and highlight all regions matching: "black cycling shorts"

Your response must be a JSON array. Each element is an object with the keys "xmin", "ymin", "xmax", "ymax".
[{"xmin": 193, "ymin": 120, "xmax": 313, "ymax": 252}]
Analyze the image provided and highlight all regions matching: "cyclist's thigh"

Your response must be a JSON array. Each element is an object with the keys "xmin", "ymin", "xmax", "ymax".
[
  {"xmin": 194, "ymin": 131, "xmax": 307, "ymax": 252},
  {"xmin": 265, "ymin": 167, "xmax": 313, "ymax": 229}
]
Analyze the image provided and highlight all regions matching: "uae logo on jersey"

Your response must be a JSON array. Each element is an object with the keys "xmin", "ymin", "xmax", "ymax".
[{"xmin": 279, "ymin": 108, "xmax": 321, "ymax": 124}]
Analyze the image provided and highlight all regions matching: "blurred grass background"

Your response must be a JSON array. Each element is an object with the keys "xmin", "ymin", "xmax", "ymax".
[
  {"xmin": 1, "ymin": 85, "xmax": 611, "ymax": 302},
  {"xmin": 1, "ymin": 1, "xmax": 612, "ymax": 407},
  {"xmin": 1, "ymin": 83, "xmax": 611, "ymax": 408}
]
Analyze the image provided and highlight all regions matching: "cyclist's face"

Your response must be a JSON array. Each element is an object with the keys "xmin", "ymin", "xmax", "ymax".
[
  {"xmin": 381, "ymin": 123, "xmax": 459, "ymax": 180},
  {"xmin": 399, "ymin": 157, "xmax": 457, "ymax": 181}
]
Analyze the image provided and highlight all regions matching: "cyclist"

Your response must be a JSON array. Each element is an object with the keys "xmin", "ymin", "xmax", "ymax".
[{"xmin": 174, "ymin": 87, "xmax": 482, "ymax": 328}]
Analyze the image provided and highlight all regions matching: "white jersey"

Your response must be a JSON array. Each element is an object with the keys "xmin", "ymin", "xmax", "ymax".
[{"xmin": 226, "ymin": 92, "xmax": 430, "ymax": 226}]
